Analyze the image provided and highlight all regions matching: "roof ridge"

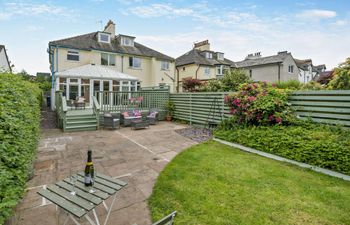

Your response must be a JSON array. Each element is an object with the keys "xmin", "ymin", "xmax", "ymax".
[{"xmin": 50, "ymin": 32, "xmax": 97, "ymax": 44}]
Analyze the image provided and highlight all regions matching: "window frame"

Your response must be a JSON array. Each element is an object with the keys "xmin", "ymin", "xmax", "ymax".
[
  {"xmin": 101, "ymin": 53, "xmax": 116, "ymax": 66},
  {"xmin": 204, "ymin": 67, "xmax": 210, "ymax": 76},
  {"xmin": 129, "ymin": 57, "xmax": 141, "ymax": 69},
  {"xmin": 121, "ymin": 37, "xmax": 134, "ymax": 47},
  {"xmin": 288, "ymin": 65, "xmax": 294, "ymax": 73},
  {"xmin": 216, "ymin": 65, "xmax": 223, "ymax": 75},
  {"xmin": 217, "ymin": 53, "xmax": 224, "ymax": 60},
  {"xmin": 205, "ymin": 52, "xmax": 213, "ymax": 59},
  {"xmin": 98, "ymin": 33, "xmax": 111, "ymax": 43},
  {"xmin": 161, "ymin": 61, "xmax": 170, "ymax": 70},
  {"xmin": 67, "ymin": 50, "xmax": 79, "ymax": 61}
]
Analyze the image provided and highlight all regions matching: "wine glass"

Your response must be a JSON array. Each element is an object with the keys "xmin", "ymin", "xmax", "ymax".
[
  {"xmin": 70, "ymin": 169, "xmax": 78, "ymax": 195},
  {"xmin": 89, "ymin": 168, "xmax": 96, "ymax": 193}
]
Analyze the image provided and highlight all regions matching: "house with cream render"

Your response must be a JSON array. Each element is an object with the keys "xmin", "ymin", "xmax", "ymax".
[
  {"xmin": 0, "ymin": 45, "xmax": 11, "ymax": 73},
  {"xmin": 175, "ymin": 40, "xmax": 236, "ymax": 92},
  {"xmin": 48, "ymin": 20, "xmax": 175, "ymax": 109}
]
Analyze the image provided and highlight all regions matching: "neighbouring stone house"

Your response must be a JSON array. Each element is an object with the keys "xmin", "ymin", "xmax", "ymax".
[
  {"xmin": 48, "ymin": 20, "xmax": 175, "ymax": 109},
  {"xmin": 236, "ymin": 51, "xmax": 326, "ymax": 84},
  {"xmin": 235, "ymin": 51, "xmax": 299, "ymax": 83},
  {"xmin": 0, "ymin": 44, "xmax": 11, "ymax": 73},
  {"xmin": 175, "ymin": 40, "xmax": 236, "ymax": 92}
]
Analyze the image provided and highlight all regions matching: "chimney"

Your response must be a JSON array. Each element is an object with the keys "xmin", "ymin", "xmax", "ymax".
[
  {"xmin": 278, "ymin": 51, "xmax": 288, "ymax": 55},
  {"xmin": 104, "ymin": 20, "xmax": 115, "ymax": 38},
  {"xmin": 193, "ymin": 40, "xmax": 210, "ymax": 51},
  {"xmin": 245, "ymin": 52, "xmax": 262, "ymax": 60}
]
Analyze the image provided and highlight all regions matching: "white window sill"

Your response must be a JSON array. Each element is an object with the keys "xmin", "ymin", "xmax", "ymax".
[
  {"xmin": 66, "ymin": 60, "xmax": 80, "ymax": 63},
  {"xmin": 161, "ymin": 69, "xmax": 170, "ymax": 71},
  {"xmin": 129, "ymin": 67, "xmax": 142, "ymax": 70}
]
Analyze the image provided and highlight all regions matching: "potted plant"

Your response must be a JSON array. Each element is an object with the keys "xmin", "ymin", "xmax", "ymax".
[{"xmin": 165, "ymin": 100, "xmax": 175, "ymax": 121}]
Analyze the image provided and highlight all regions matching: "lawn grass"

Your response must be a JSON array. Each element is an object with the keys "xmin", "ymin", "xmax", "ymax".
[{"xmin": 148, "ymin": 141, "xmax": 350, "ymax": 225}]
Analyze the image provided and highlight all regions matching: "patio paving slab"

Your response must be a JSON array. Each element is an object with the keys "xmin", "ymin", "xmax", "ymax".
[{"xmin": 7, "ymin": 122, "xmax": 197, "ymax": 225}]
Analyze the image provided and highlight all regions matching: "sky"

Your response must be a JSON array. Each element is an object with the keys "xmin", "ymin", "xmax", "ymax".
[{"xmin": 0, "ymin": 0, "xmax": 349, "ymax": 74}]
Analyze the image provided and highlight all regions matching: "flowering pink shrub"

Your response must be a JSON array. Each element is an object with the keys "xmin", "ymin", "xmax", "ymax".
[{"xmin": 225, "ymin": 82, "xmax": 292, "ymax": 125}]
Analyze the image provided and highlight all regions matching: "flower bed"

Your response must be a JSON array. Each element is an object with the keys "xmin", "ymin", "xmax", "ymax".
[
  {"xmin": 0, "ymin": 73, "xmax": 41, "ymax": 224},
  {"xmin": 215, "ymin": 120, "xmax": 350, "ymax": 175}
]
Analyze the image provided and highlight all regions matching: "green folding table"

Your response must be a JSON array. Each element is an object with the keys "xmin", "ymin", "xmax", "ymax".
[{"xmin": 38, "ymin": 172, "xmax": 127, "ymax": 225}]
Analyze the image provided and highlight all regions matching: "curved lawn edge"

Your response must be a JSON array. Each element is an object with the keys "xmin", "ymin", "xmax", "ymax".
[
  {"xmin": 148, "ymin": 141, "xmax": 350, "ymax": 225},
  {"xmin": 213, "ymin": 137, "xmax": 350, "ymax": 182}
]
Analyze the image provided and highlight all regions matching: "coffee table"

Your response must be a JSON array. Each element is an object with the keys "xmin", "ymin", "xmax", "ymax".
[
  {"xmin": 37, "ymin": 172, "xmax": 127, "ymax": 225},
  {"xmin": 130, "ymin": 119, "xmax": 150, "ymax": 130}
]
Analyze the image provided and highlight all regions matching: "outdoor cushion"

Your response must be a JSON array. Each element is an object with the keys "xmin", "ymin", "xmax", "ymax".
[
  {"xmin": 104, "ymin": 113, "xmax": 112, "ymax": 117},
  {"xmin": 148, "ymin": 112, "xmax": 157, "ymax": 118},
  {"xmin": 133, "ymin": 109, "xmax": 141, "ymax": 117},
  {"xmin": 122, "ymin": 112, "xmax": 129, "ymax": 117},
  {"xmin": 125, "ymin": 116, "xmax": 141, "ymax": 119}
]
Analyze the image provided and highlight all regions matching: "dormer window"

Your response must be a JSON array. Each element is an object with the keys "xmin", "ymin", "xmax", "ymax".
[
  {"xmin": 217, "ymin": 53, "xmax": 224, "ymax": 60},
  {"xmin": 98, "ymin": 32, "xmax": 110, "ymax": 43},
  {"xmin": 121, "ymin": 37, "xmax": 134, "ymax": 47},
  {"xmin": 205, "ymin": 52, "xmax": 212, "ymax": 59}
]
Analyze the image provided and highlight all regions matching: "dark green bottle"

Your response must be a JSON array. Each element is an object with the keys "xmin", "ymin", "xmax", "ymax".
[{"xmin": 84, "ymin": 149, "xmax": 94, "ymax": 186}]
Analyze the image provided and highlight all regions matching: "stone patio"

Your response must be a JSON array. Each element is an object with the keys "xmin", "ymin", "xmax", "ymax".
[{"xmin": 7, "ymin": 122, "xmax": 197, "ymax": 225}]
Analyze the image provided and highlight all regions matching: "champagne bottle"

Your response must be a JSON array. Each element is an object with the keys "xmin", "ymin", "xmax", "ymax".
[{"xmin": 84, "ymin": 149, "xmax": 94, "ymax": 186}]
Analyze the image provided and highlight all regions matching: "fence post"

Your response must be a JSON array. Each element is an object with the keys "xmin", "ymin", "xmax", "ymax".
[{"xmin": 190, "ymin": 93, "xmax": 192, "ymax": 125}]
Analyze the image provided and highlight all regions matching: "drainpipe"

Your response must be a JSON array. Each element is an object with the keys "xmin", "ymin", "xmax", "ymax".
[
  {"xmin": 121, "ymin": 55, "xmax": 124, "ymax": 73},
  {"xmin": 277, "ymin": 62, "xmax": 281, "ymax": 82},
  {"xmin": 195, "ymin": 64, "xmax": 200, "ymax": 79},
  {"xmin": 176, "ymin": 67, "xmax": 179, "ymax": 92}
]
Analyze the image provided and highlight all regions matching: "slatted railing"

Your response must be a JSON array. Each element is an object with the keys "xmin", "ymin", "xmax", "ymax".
[
  {"xmin": 170, "ymin": 92, "xmax": 232, "ymax": 125},
  {"xmin": 289, "ymin": 90, "xmax": 350, "ymax": 127},
  {"xmin": 95, "ymin": 90, "xmax": 170, "ymax": 113}
]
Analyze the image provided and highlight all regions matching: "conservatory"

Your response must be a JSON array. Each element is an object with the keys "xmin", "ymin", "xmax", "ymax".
[{"xmin": 55, "ymin": 64, "xmax": 139, "ymax": 107}]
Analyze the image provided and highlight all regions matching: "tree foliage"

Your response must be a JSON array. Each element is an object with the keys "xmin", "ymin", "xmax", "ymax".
[
  {"xmin": 328, "ymin": 57, "xmax": 350, "ymax": 90},
  {"xmin": 220, "ymin": 69, "xmax": 251, "ymax": 91},
  {"xmin": 182, "ymin": 77, "xmax": 202, "ymax": 92}
]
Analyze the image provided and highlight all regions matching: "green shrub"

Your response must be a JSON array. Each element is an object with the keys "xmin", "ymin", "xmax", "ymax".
[
  {"xmin": 220, "ymin": 69, "xmax": 251, "ymax": 91},
  {"xmin": 0, "ymin": 73, "xmax": 41, "ymax": 224},
  {"xmin": 301, "ymin": 80, "xmax": 324, "ymax": 90},
  {"xmin": 328, "ymin": 57, "xmax": 350, "ymax": 90},
  {"xmin": 215, "ymin": 120, "xmax": 350, "ymax": 175},
  {"xmin": 224, "ymin": 82, "xmax": 293, "ymax": 125},
  {"xmin": 274, "ymin": 80, "xmax": 302, "ymax": 89}
]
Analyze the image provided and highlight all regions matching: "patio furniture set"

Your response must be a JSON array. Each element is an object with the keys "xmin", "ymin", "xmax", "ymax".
[
  {"xmin": 38, "ymin": 172, "xmax": 176, "ymax": 225},
  {"xmin": 103, "ymin": 109, "xmax": 160, "ymax": 130}
]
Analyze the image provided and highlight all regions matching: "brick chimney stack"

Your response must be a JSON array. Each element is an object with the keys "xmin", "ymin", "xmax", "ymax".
[{"xmin": 104, "ymin": 20, "xmax": 116, "ymax": 38}]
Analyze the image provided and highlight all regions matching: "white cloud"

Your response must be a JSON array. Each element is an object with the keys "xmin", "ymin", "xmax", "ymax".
[
  {"xmin": 128, "ymin": 4, "xmax": 194, "ymax": 18},
  {"xmin": 0, "ymin": 2, "xmax": 76, "ymax": 20},
  {"xmin": 25, "ymin": 25, "xmax": 44, "ymax": 32},
  {"xmin": 297, "ymin": 9, "xmax": 337, "ymax": 20}
]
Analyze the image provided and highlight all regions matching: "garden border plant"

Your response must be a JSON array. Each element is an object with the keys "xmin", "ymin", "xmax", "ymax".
[
  {"xmin": 0, "ymin": 73, "xmax": 41, "ymax": 224},
  {"xmin": 215, "ymin": 82, "xmax": 350, "ymax": 175}
]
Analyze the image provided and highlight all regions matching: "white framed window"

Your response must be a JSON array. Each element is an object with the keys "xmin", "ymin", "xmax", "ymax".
[
  {"xmin": 205, "ymin": 52, "xmax": 212, "ymax": 59},
  {"xmin": 161, "ymin": 61, "xmax": 169, "ymax": 70},
  {"xmin": 67, "ymin": 50, "xmax": 79, "ymax": 61},
  {"xmin": 217, "ymin": 53, "xmax": 224, "ymax": 60},
  {"xmin": 121, "ymin": 37, "xmax": 134, "ymax": 46},
  {"xmin": 129, "ymin": 57, "xmax": 141, "ymax": 69},
  {"xmin": 204, "ymin": 67, "xmax": 210, "ymax": 76},
  {"xmin": 288, "ymin": 65, "xmax": 294, "ymax": 73},
  {"xmin": 101, "ymin": 53, "xmax": 116, "ymax": 66},
  {"xmin": 216, "ymin": 65, "xmax": 224, "ymax": 75},
  {"xmin": 98, "ymin": 33, "xmax": 110, "ymax": 43}
]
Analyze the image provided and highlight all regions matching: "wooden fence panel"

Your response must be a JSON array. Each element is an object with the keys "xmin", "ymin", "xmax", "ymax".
[
  {"xmin": 170, "ymin": 92, "xmax": 232, "ymax": 125},
  {"xmin": 289, "ymin": 90, "xmax": 350, "ymax": 127}
]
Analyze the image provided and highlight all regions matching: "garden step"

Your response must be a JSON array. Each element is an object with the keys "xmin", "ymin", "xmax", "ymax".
[
  {"xmin": 66, "ymin": 120, "xmax": 97, "ymax": 125},
  {"xmin": 65, "ymin": 124, "xmax": 97, "ymax": 132}
]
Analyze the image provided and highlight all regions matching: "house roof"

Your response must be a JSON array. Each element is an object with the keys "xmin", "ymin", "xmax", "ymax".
[
  {"xmin": 294, "ymin": 58, "xmax": 312, "ymax": 69},
  {"xmin": 0, "ymin": 44, "xmax": 11, "ymax": 72},
  {"xmin": 235, "ymin": 52, "xmax": 291, "ymax": 68},
  {"xmin": 175, "ymin": 49, "xmax": 236, "ymax": 67},
  {"xmin": 56, "ymin": 64, "xmax": 138, "ymax": 81},
  {"xmin": 49, "ymin": 32, "xmax": 174, "ymax": 61}
]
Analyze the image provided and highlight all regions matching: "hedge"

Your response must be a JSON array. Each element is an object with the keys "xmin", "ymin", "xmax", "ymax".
[
  {"xmin": 0, "ymin": 73, "xmax": 41, "ymax": 224},
  {"xmin": 214, "ymin": 120, "xmax": 350, "ymax": 175}
]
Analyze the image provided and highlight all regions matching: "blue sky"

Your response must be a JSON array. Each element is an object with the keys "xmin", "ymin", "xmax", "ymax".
[{"xmin": 0, "ymin": 0, "xmax": 349, "ymax": 74}]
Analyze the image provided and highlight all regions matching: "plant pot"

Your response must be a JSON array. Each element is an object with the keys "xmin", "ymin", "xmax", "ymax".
[{"xmin": 166, "ymin": 115, "xmax": 172, "ymax": 121}]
